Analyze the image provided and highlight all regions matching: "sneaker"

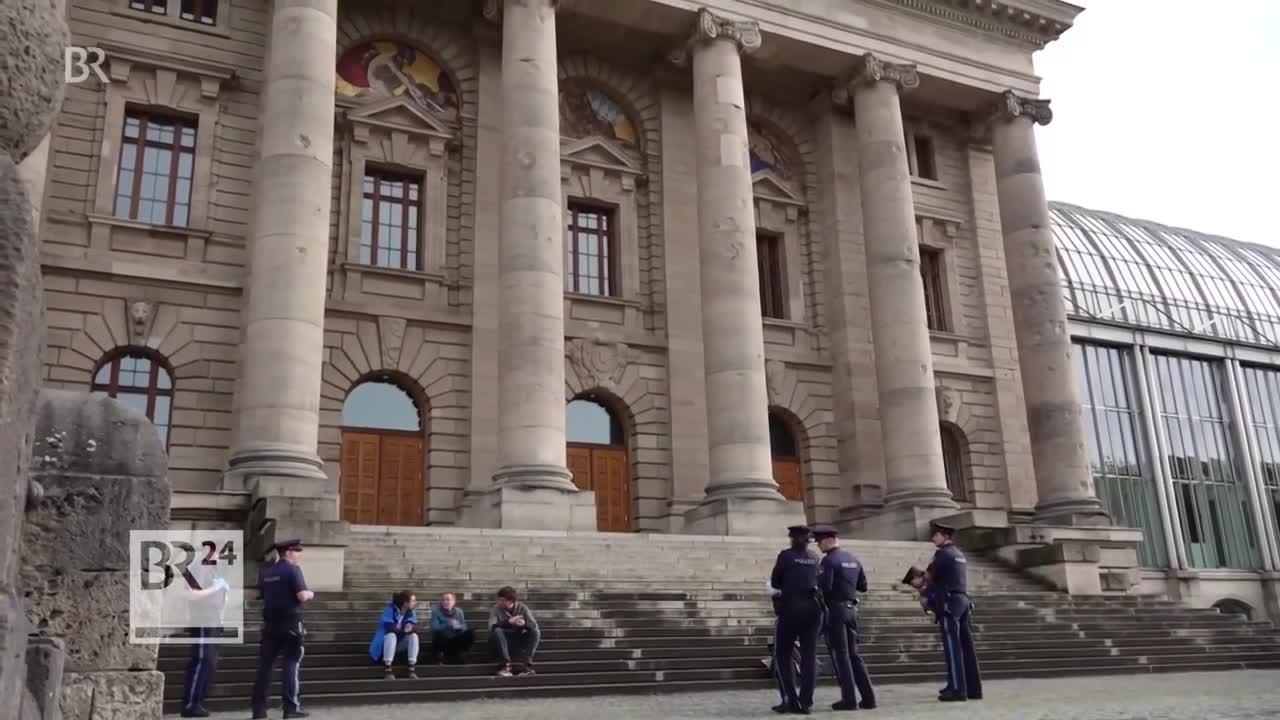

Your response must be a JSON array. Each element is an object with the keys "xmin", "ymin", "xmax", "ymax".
[
  {"xmin": 517, "ymin": 666, "xmax": 536, "ymax": 677},
  {"xmin": 383, "ymin": 666, "xmax": 394, "ymax": 679},
  {"xmin": 407, "ymin": 666, "xmax": 419, "ymax": 679},
  {"xmin": 496, "ymin": 665, "xmax": 513, "ymax": 678}
]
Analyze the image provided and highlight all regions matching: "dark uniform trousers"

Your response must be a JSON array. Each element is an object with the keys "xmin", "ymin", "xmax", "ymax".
[
  {"xmin": 939, "ymin": 595, "xmax": 983, "ymax": 698},
  {"xmin": 181, "ymin": 627, "xmax": 218, "ymax": 712},
  {"xmin": 825, "ymin": 601, "xmax": 876, "ymax": 705},
  {"xmin": 251, "ymin": 622, "xmax": 305, "ymax": 716},
  {"xmin": 774, "ymin": 597, "xmax": 822, "ymax": 709}
]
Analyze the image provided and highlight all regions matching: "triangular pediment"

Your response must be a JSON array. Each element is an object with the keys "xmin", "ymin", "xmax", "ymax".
[
  {"xmin": 561, "ymin": 136, "xmax": 642, "ymax": 175},
  {"xmin": 346, "ymin": 95, "xmax": 454, "ymax": 139},
  {"xmin": 752, "ymin": 170, "xmax": 804, "ymax": 205}
]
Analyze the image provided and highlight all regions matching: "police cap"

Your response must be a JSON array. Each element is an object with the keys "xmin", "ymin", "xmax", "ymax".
[
  {"xmin": 811, "ymin": 525, "xmax": 839, "ymax": 539},
  {"xmin": 929, "ymin": 521, "xmax": 956, "ymax": 537},
  {"xmin": 786, "ymin": 525, "xmax": 812, "ymax": 539},
  {"xmin": 273, "ymin": 538, "xmax": 304, "ymax": 553}
]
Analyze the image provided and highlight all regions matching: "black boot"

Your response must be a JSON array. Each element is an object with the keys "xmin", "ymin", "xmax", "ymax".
[
  {"xmin": 180, "ymin": 707, "xmax": 210, "ymax": 718},
  {"xmin": 938, "ymin": 690, "xmax": 968, "ymax": 703},
  {"xmin": 831, "ymin": 699, "xmax": 858, "ymax": 711}
]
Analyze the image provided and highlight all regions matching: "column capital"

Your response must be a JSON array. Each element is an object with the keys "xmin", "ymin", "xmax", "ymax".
[
  {"xmin": 993, "ymin": 90, "xmax": 1053, "ymax": 126},
  {"xmin": 839, "ymin": 52, "xmax": 920, "ymax": 97},
  {"xmin": 482, "ymin": 0, "xmax": 558, "ymax": 24},
  {"xmin": 669, "ymin": 7, "xmax": 762, "ymax": 66}
]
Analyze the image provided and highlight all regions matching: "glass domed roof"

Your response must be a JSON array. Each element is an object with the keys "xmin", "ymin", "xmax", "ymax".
[{"xmin": 1052, "ymin": 202, "xmax": 1280, "ymax": 347}]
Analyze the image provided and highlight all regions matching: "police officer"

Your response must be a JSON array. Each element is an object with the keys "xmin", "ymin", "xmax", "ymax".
[
  {"xmin": 251, "ymin": 540, "xmax": 315, "ymax": 719},
  {"xmin": 769, "ymin": 525, "xmax": 823, "ymax": 715},
  {"xmin": 928, "ymin": 522, "xmax": 983, "ymax": 702},
  {"xmin": 812, "ymin": 526, "xmax": 876, "ymax": 711}
]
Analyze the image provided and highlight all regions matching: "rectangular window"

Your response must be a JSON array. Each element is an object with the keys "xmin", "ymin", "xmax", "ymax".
[
  {"xmin": 920, "ymin": 246, "xmax": 948, "ymax": 332},
  {"xmin": 360, "ymin": 171, "xmax": 422, "ymax": 271},
  {"xmin": 757, "ymin": 232, "xmax": 787, "ymax": 320},
  {"xmin": 180, "ymin": 0, "xmax": 218, "ymax": 25},
  {"xmin": 129, "ymin": 0, "xmax": 168, "ymax": 14},
  {"xmin": 912, "ymin": 134, "xmax": 938, "ymax": 181},
  {"xmin": 113, "ymin": 109, "xmax": 197, "ymax": 226},
  {"xmin": 564, "ymin": 202, "xmax": 616, "ymax": 297},
  {"xmin": 1239, "ymin": 365, "xmax": 1280, "ymax": 542}
]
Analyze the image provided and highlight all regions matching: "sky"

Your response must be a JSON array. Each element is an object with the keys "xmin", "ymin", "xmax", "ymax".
[{"xmin": 1035, "ymin": 0, "xmax": 1280, "ymax": 247}]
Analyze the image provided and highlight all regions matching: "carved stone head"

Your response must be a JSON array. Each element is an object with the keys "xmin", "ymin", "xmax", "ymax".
[{"xmin": 128, "ymin": 300, "xmax": 153, "ymax": 342}]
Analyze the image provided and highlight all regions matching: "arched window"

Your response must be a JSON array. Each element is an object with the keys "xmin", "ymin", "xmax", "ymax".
[
  {"xmin": 941, "ymin": 423, "xmax": 968, "ymax": 501},
  {"xmin": 91, "ymin": 349, "xmax": 174, "ymax": 446},
  {"xmin": 769, "ymin": 412, "xmax": 799, "ymax": 459},
  {"xmin": 341, "ymin": 379, "xmax": 421, "ymax": 431},
  {"xmin": 566, "ymin": 398, "xmax": 623, "ymax": 446}
]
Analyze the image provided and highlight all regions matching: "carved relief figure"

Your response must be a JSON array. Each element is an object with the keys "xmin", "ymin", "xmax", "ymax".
[
  {"xmin": 566, "ymin": 338, "xmax": 632, "ymax": 389},
  {"xmin": 559, "ymin": 79, "xmax": 637, "ymax": 147},
  {"xmin": 747, "ymin": 117, "xmax": 797, "ymax": 183},
  {"xmin": 336, "ymin": 41, "xmax": 460, "ymax": 124},
  {"xmin": 128, "ymin": 300, "xmax": 154, "ymax": 343}
]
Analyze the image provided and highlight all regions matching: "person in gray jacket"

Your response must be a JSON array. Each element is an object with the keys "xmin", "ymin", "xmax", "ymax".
[{"xmin": 488, "ymin": 586, "xmax": 540, "ymax": 677}]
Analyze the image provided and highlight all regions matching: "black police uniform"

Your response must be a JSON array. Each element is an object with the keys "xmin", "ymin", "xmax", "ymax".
[
  {"xmin": 769, "ymin": 525, "xmax": 823, "ymax": 713},
  {"xmin": 928, "ymin": 524, "xmax": 983, "ymax": 701},
  {"xmin": 251, "ymin": 541, "xmax": 310, "ymax": 719},
  {"xmin": 814, "ymin": 527, "xmax": 876, "ymax": 710}
]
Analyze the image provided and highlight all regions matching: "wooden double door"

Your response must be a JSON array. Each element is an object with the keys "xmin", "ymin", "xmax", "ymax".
[
  {"xmin": 567, "ymin": 443, "xmax": 631, "ymax": 532},
  {"xmin": 339, "ymin": 430, "xmax": 425, "ymax": 526},
  {"xmin": 773, "ymin": 458, "xmax": 804, "ymax": 502}
]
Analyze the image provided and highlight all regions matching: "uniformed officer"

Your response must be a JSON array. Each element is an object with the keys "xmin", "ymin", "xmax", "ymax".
[
  {"xmin": 927, "ymin": 522, "xmax": 983, "ymax": 702},
  {"xmin": 812, "ymin": 526, "xmax": 876, "ymax": 711},
  {"xmin": 769, "ymin": 525, "xmax": 823, "ymax": 715},
  {"xmin": 251, "ymin": 540, "xmax": 315, "ymax": 719}
]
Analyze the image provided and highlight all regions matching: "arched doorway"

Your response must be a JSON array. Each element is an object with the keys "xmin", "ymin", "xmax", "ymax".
[
  {"xmin": 770, "ymin": 410, "xmax": 804, "ymax": 502},
  {"xmin": 339, "ymin": 377, "xmax": 425, "ymax": 526},
  {"xmin": 566, "ymin": 394, "xmax": 631, "ymax": 532},
  {"xmin": 940, "ymin": 423, "xmax": 969, "ymax": 502}
]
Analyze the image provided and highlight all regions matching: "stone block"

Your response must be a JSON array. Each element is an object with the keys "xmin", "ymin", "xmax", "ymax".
[
  {"xmin": 59, "ymin": 670, "xmax": 163, "ymax": 720},
  {"xmin": 21, "ymin": 471, "xmax": 169, "ymax": 573},
  {"xmin": 843, "ymin": 504, "xmax": 956, "ymax": 541},
  {"xmin": 1, "ymin": 591, "xmax": 31, "ymax": 715},
  {"xmin": 20, "ymin": 570, "xmax": 155, "ymax": 672},
  {"xmin": 459, "ymin": 486, "xmax": 597, "ymax": 532},
  {"xmin": 0, "ymin": 0, "xmax": 69, "ymax": 161},
  {"xmin": 23, "ymin": 635, "xmax": 64, "ymax": 720},
  {"xmin": 682, "ymin": 497, "xmax": 806, "ymax": 538}
]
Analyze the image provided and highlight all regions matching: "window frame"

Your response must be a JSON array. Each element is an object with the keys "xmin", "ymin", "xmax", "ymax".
[
  {"xmin": 564, "ymin": 200, "xmax": 619, "ymax": 298},
  {"xmin": 360, "ymin": 169, "xmax": 424, "ymax": 272},
  {"xmin": 757, "ymin": 231, "xmax": 788, "ymax": 320},
  {"xmin": 940, "ymin": 423, "xmax": 968, "ymax": 501},
  {"xmin": 179, "ymin": 0, "xmax": 218, "ymax": 25},
  {"xmin": 90, "ymin": 348, "xmax": 175, "ymax": 448},
  {"xmin": 122, "ymin": 0, "xmax": 229, "ymax": 35},
  {"xmin": 113, "ymin": 107, "xmax": 198, "ymax": 227},
  {"xmin": 920, "ymin": 244, "xmax": 949, "ymax": 332},
  {"xmin": 904, "ymin": 122, "xmax": 942, "ymax": 184}
]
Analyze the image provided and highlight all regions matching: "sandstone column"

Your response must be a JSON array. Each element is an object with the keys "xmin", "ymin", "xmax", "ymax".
[
  {"xmin": 225, "ymin": 0, "xmax": 349, "ymax": 583},
  {"xmin": 846, "ymin": 53, "xmax": 954, "ymax": 512},
  {"xmin": 226, "ymin": 0, "xmax": 337, "ymax": 483},
  {"xmin": 462, "ymin": 0, "xmax": 595, "ymax": 530},
  {"xmin": 989, "ymin": 91, "xmax": 1106, "ymax": 523},
  {"xmin": 676, "ymin": 8, "xmax": 803, "ymax": 535}
]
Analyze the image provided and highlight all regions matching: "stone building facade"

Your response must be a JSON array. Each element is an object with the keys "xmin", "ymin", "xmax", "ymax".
[{"xmin": 31, "ymin": 0, "xmax": 1135, "ymax": 575}]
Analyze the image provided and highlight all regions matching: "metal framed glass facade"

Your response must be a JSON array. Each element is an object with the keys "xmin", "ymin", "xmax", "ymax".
[
  {"xmin": 1239, "ymin": 366, "xmax": 1280, "ymax": 537},
  {"xmin": 1052, "ymin": 203, "xmax": 1280, "ymax": 347},
  {"xmin": 1151, "ymin": 354, "xmax": 1259, "ymax": 569},
  {"xmin": 1074, "ymin": 342, "xmax": 1167, "ymax": 567}
]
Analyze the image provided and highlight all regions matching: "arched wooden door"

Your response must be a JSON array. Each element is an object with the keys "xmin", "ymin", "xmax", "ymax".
[
  {"xmin": 566, "ymin": 396, "xmax": 631, "ymax": 532},
  {"xmin": 770, "ymin": 411, "xmax": 804, "ymax": 502},
  {"xmin": 339, "ymin": 379, "xmax": 425, "ymax": 526}
]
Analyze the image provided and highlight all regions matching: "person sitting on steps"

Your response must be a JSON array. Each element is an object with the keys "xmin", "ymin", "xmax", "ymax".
[
  {"xmin": 489, "ymin": 586, "xmax": 540, "ymax": 677},
  {"xmin": 368, "ymin": 590, "xmax": 420, "ymax": 679},
  {"xmin": 430, "ymin": 592, "xmax": 476, "ymax": 664}
]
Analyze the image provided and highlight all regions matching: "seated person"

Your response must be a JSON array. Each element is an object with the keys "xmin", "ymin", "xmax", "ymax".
[
  {"xmin": 368, "ymin": 590, "xmax": 420, "ymax": 678},
  {"xmin": 429, "ymin": 592, "xmax": 475, "ymax": 664},
  {"xmin": 488, "ymin": 586, "xmax": 540, "ymax": 677}
]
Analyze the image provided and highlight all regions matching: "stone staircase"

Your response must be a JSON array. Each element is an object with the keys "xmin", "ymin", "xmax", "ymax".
[{"xmin": 159, "ymin": 527, "xmax": 1280, "ymax": 714}]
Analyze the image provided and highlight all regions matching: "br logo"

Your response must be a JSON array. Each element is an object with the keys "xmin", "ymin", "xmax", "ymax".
[
  {"xmin": 64, "ymin": 46, "xmax": 109, "ymax": 84},
  {"xmin": 139, "ymin": 538, "xmax": 238, "ymax": 591}
]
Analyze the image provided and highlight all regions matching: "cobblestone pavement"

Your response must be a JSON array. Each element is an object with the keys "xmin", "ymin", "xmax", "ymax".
[{"xmin": 210, "ymin": 670, "xmax": 1280, "ymax": 719}]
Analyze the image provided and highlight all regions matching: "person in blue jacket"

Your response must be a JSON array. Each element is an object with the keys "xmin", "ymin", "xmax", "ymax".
[
  {"xmin": 368, "ymin": 590, "xmax": 420, "ymax": 678},
  {"xmin": 429, "ymin": 592, "xmax": 475, "ymax": 664}
]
